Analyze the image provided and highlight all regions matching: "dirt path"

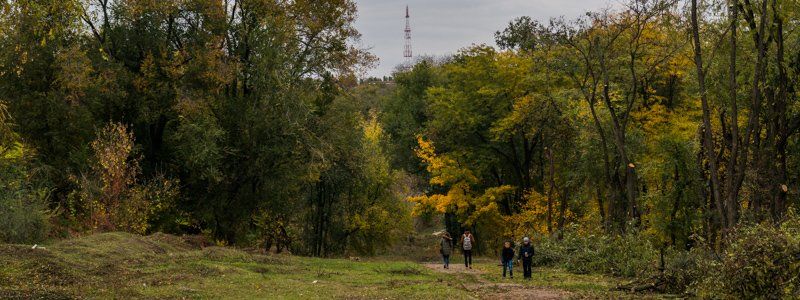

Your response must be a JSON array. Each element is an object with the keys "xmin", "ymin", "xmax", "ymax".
[{"xmin": 422, "ymin": 263, "xmax": 568, "ymax": 299}]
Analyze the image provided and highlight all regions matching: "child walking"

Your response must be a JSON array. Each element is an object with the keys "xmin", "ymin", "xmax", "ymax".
[{"xmin": 501, "ymin": 241, "xmax": 515, "ymax": 278}]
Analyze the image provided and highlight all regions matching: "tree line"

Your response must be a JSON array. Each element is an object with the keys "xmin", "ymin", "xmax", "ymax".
[
  {"xmin": 0, "ymin": 0, "xmax": 409, "ymax": 256},
  {"xmin": 1, "ymin": 0, "xmax": 799, "ymax": 260},
  {"xmin": 390, "ymin": 0, "xmax": 800, "ymax": 251}
]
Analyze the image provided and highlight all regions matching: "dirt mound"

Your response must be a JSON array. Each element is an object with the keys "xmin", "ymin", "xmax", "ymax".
[
  {"xmin": 0, "ymin": 244, "xmax": 81, "ymax": 299},
  {"xmin": 0, "ymin": 232, "xmax": 205, "ymax": 298},
  {"xmin": 0, "ymin": 244, "xmax": 81, "ymax": 284},
  {"xmin": 55, "ymin": 232, "xmax": 194, "ymax": 259}
]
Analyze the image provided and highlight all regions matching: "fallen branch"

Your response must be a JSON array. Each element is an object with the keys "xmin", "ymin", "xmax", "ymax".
[{"xmin": 615, "ymin": 274, "xmax": 667, "ymax": 293}]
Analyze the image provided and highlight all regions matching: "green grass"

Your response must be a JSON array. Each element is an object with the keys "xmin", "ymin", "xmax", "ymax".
[
  {"xmin": 476, "ymin": 262, "xmax": 619, "ymax": 290},
  {"xmin": 0, "ymin": 233, "xmax": 654, "ymax": 299},
  {"xmin": 0, "ymin": 232, "xmax": 472, "ymax": 299},
  {"xmin": 468, "ymin": 259, "xmax": 645, "ymax": 298},
  {"xmin": 467, "ymin": 258, "xmax": 672, "ymax": 299}
]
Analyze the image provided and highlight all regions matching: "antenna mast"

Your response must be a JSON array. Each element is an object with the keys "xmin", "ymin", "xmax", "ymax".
[{"xmin": 403, "ymin": 5, "xmax": 412, "ymax": 62}]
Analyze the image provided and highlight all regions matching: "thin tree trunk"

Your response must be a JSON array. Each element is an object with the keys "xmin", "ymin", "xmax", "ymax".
[
  {"xmin": 596, "ymin": 187, "xmax": 607, "ymax": 230},
  {"xmin": 559, "ymin": 189, "xmax": 568, "ymax": 231},
  {"xmin": 546, "ymin": 147, "xmax": 556, "ymax": 234}
]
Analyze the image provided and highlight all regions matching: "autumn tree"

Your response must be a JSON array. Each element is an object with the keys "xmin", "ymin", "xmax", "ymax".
[{"xmin": 554, "ymin": 0, "xmax": 683, "ymax": 232}]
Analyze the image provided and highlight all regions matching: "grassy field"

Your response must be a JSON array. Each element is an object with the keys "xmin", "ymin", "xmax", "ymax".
[{"xmin": 0, "ymin": 233, "xmax": 655, "ymax": 299}]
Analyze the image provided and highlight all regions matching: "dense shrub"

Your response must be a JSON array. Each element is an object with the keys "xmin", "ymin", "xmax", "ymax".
[
  {"xmin": 532, "ymin": 213, "xmax": 800, "ymax": 299},
  {"xmin": 0, "ymin": 191, "xmax": 50, "ymax": 244},
  {"xmin": 68, "ymin": 123, "xmax": 180, "ymax": 234},
  {"xmin": 0, "ymin": 102, "xmax": 50, "ymax": 243},
  {"xmin": 0, "ymin": 152, "xmax": 50, "ymax": 244},
  {"xmin": 689, "ymin": 220, "xmax": 800, "ymax": 299},
  {"xmin": 533, "ymin": 228, "xmax": 657, "ymax": 277},
  {"xmin": 531, "ymin": 234, "xmax": 566, "ymax": 267},
  {"xmin": 660, "ymin": 247, "xmax": 713, "ymax": 294}
]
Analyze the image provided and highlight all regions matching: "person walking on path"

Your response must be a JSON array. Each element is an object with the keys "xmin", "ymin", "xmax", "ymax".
[
  {"xmin": 460, "ymin": 229, "xmax": 475, "ymax": 269},
  {"xmin": 440, "ymin": 232, "xmax": 453, "ymax": 269},
  {"xmin": 518, "ymin": 236, "xmax": 535, "ymax": 279},
  {"xmin": 501, "ymin": 241, "xmax": 515, "ymax": 278}
]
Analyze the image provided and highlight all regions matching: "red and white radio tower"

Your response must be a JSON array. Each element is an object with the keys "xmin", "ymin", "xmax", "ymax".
[{"xmin": 403, "ymin": 5, "xmax": 412, "ymax": 62}]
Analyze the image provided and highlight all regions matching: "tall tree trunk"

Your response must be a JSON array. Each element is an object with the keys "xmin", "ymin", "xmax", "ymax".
[
  {"xmin": 697, "ymin": 130, "xmax": 715, "ymax": 244},
  {"xmin": 724, "ymin": 0, "xmax": 740, "ymax": 227},
  {"xmin": 691, "ymin": 0, "xmax": 727, "ymax": 229},
  {"xmin": 588, "ymin": 94, "xmax": 615, "ymax": 231},
  {"xmin": 734, "ymin": 0, "xmax": 770, "ymax": 218},
  {"xmin": 771, "ymin": 0, "xmax": 789, "ymax": 221},
  {"xmin": 599, "ymin": 51, "xmax": 637, "ymax": 228}
]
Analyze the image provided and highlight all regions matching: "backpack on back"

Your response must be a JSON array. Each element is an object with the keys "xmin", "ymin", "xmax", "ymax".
[{"xmin": 463, "ymin": 234, "xmax": 472, "ymax": 250}]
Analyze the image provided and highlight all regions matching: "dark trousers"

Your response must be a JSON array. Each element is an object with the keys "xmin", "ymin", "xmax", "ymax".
[
  {"xmin": 522, "ymin": 258, "xmax": 532, "ymax": 278},
  {"xmin": 443, "ymin": 255, "xmax": 450, "ymax": 267},
  {"xmin": 502, "ymin": 260, "xmax": 513, "ymax": 277},
  {"xmin": 463, "ymin": 249, "xmax": 472, "ymax": 267}
]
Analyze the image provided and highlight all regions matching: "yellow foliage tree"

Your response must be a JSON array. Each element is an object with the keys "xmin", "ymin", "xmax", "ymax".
[{"xmin": 407, "ymin": 136, "xmax": 513, "ymax": 229}]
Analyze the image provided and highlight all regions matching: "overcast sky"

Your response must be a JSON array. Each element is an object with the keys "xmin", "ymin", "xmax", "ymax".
[{"xmin": 353, "ymin": 0, "xmax": 618, "ymax": 78}]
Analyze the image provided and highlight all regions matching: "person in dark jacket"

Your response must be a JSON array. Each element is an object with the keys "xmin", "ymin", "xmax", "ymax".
[
  {"xmin": 460, "ymin": 229, "xmax": 475, "ymax": 269},
  {"xmin": 440, "ymin": 232, "xmax": 453, "ymax": 269},
  {"xmin": 501, "ymin": 241, "xmax": 515, "ymax": 278},
  {"xmin": 517, "ymin": 236, "xmax": 535, "ymax": 279}
]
